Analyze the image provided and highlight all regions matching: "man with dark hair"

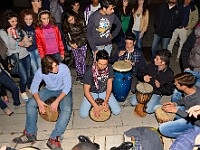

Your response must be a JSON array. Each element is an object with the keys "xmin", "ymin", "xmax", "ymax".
[
  {"xmin": 159, "ymin": 72, "xmax": 200, "ymax": 138},
  {"xmin": 80, "ymin": 50, "xmax": 121, "ymax": 118},
  {"xmin": 151, "ymin": 0, "xmax": 183, "ymax": 60},
  {"xmin": 86, "ymin": 0, "xmax": 121, "ymax": 56},
  {"xmin": 130, "ymin": 49, "xmax": 174, "ymax": 115},
  {"xmin": 13, "ymin": 55, "xmax": 72, "ymax": 150}
]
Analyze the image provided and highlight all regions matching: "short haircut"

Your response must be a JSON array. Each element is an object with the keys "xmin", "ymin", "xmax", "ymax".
[
  {"xmin": 156, "ymin": 49, "xmax": 171, "ymax": 66},
  {"xmin": 96, "ymin": 50, "xmax": 109, "ymax": 62},
  {"xmin": 174, "ymin": 72, "xmax": 196, "ymax": 88},
  {"xmin": 41, "ymin": 55, "xmax": 59, "ymax": 75},
  {"xmin": 125, "ymin": 33, "xmax": 136, "ymax": 42},
  {"xmin": 71, "ymin": 0, "xmax": 80, "ymax": 5},
  {"xmin": 72, "ymin": 142, "xmax": 98, "ymax": 150},
  {"xmin": 101, "ymin": 0, "xmax": 116, "ymax": 9}
]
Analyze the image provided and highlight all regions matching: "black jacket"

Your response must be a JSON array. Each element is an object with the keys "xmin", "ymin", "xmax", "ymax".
[
  {"xmin": 155, "ymin": 2, "xmax": 183, "ymax": 38},
  {"xmin": 180, "ymin": 30, "xmax": 196, "ymax": 70},
  {"xmin": 139, "ymin": 63, "xmax": 174, "ymax": 95}
]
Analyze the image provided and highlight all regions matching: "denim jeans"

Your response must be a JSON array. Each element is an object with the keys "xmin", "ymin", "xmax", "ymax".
[
  {"xmin": 25, "ymin": 88, "xmax": 72, "ymax": 139},
  {"xmin": 96, "ymin": 44, "xmax": 112, "ymax": 56},
  {"xmin": 151, "ymin": 34, "xmax": 170, "ymax": 61},
  {"xmin": 171, "ymin": 70, "xmax": 200, "ymax": 103},
  {"xmin": 133, "ymin": 30, "xmax": 142, "ymax": 49},
  {"xmin": 80, "ymin": 91, "xmax": 121, "ymax": 118},
  {"xmin": 50, "ymin": 52, "xmax": 62, "ymax": 63},
  {"xmin": 0, "ymin": 70, "xmax": 20, "ymax": 109},
  {"xmin": 29, "ymin": 49, "xmax": 41, "ymax": 75},
  {"xmin": 130, "ymin": 94, "xmax": 161, "ymax": 113},
  {"xmin": 159, "ymin": 118, "xmax": 194, "ymax": 138},
  {"xmin": 18, "ymin": 55, "xmax": 31, "ymax": 92}
]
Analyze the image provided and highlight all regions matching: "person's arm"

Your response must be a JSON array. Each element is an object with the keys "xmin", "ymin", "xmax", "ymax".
[
  {"xmin": 188, "ymin": 105, "xmax": 200, "ymax": 118},
  {"xmin": 186, "ymin": 6, "xmax": 199, "ymax": 30},
  {"xmin": 0, "ymin": 29, "xmax": 16, "ymax": 51},
  {"xmin": 35, "ymin": 28, "xmax": 45, "ymax": 58},
  {"xmin": 141, "ymin": 9, "xmax": 149, "ymax": 35},
  {"xmin": 111, "ymin": 15, "xmax": 121, "ymax": 38},
  {"xmin": 55, "ymin": 26, "xmax": 65, "ymax": 59},
  {"xmin": 86, "ymin": 14, "xmax": 97, "ymax": 52},
  {"xmin": 180, "ymin": 30, "xmax": 196, "ymax": 70},
  {"xmin": 105, "ymin": 78, "xmax": 112, "ymax": 103}
]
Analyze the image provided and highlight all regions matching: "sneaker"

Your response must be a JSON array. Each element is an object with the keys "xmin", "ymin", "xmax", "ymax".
[
  {"xmin": 13, "ymin": 134, "xmax": 36, "ymax": 144},
  {"xmin": 46, "ymin": 137, "xmax": 63, "ymax": 150},
  {"xmin": 76, "ymin": 76, "xmax": 83, "ymax": 84},
  {"xmin": 21, "ymin": 92, "xmax": 29, "ymax": 102},
  {"xmin": 14, "ymin": 103, "xmax": 26, "ymax": 109}
]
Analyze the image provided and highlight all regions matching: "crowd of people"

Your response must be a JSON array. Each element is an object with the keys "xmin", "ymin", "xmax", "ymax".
[{"xmin": 1, "ymin": 0, "xmax": 200, "ymax": 149}]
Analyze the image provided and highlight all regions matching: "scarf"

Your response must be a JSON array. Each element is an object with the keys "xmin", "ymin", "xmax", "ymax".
[{"xmin": 92, "ymin": 62, "xmax": 109, "ymax": 90}]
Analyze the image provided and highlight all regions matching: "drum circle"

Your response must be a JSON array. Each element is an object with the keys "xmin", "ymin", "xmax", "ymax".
[{"xmin": 155, "ymin": 106, "xmax": 176, "ymax": 123}]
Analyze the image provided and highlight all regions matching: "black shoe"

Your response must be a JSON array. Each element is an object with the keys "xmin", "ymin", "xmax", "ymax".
[
  {"xmin": 110, "ymin": 142, "xmax": 133, "ymax": 150},
  {"xmin": 78, "ymin": 135, "xmax": 100, "ymax": 149}
]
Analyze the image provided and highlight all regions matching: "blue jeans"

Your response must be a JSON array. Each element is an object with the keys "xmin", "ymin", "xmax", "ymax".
[
  {"xmin": 96, "ymin": 44, "xmax": 113, "ymax": 56},
  {"xmin": 130, "ymin": 94, "xmax": 161, "ymax": 113},
  {"xmin": 50, "ymin": 52, "xmax": 62, "ymax": 63},
  {"xmin": 170, "ymin": 126, "xmax": 200, "ymax": 150},
  {"xmin": 171, "ymin": 70, "xmax": 200, "ymax": 103},
  {"xmin": 80, "ymin": 91, "xmax": 121, "ymax": 118},
  {"xmin": 25, "ymin": 88, "xmax": 72, "ymax": 139},
  {"xmin": 151, "ymin": 34, "xmax": 170, "ymax": 61},
  {"xmin": 133, "ymin": 30, "xmax": 142, "ymax": 49},
  {"xmin": 159, "ymin": 118, "xmax": 194, "ymax": 138},
  {"xmin": 29, "ymin": 49, "xmax": 41, "ymax": 75},
  {"xmin": 18, "ymin": 55, "xmax": 31, "ymax": 92},
  {"xmin": 0, "ymin": 70, "xmax": 20, "ymax": 109}
]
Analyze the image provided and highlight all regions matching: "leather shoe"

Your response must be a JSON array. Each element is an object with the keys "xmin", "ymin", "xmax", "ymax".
[
  {"xmin": 78, "ymin": 135, "xmax": 100, "ymax": 149},
  {"xmin": 110, "ymin": 142, "xmax": 133, "ymax": 150}
]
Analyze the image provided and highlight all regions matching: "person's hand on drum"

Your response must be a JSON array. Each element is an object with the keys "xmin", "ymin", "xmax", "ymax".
[
  {"xmin": 102, "ymin": 101, "xmax": 109, "ymax": 112},
  {"xmin": 162, "ymin": 102, "xmax": 177, "ymax": 113},
  {"xmin": 93, "ymin": 105, "xmax": 102, "ymax": 118},
  {"xmin": 50, "ymin": 100, "xmax": 59, "ymax": 112},
  {"xmin": 38, "ymin": 100, "xmax": 47, "ymax": 114},
  {"xmin": 144, "ymin": 75, "xmax": 152, "ymax": 82},
  {"xmin": 188, "ymin": 105, "xmax": 200, "ymax": 118},
  {"xmin": 155, "ymin": 80, "xmax": 160, "ymax": 88}
]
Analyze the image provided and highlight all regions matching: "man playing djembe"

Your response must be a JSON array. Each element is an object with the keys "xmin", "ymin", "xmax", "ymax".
[
  {"xmin": 80, "ymin": 50, "xmax": 121, "ymax": 118},
  {"xmin": 130, "ymin": 49, "xmax": 174, "ymax": 115},
  {"xmin": 13, "ymin": 55, "xmax": 72, "ymax": 150}
]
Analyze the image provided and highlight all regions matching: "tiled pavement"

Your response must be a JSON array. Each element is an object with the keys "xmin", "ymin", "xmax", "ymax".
[{"xmin": 0, "ymin": 54, "xmax": 181, "ymax": 150}]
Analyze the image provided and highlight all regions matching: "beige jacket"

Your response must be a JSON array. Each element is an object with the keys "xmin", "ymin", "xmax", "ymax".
[
  {"xmin": 132, "ymin": 8, "xmax": 149, "ymax": 34},
  {"xmin": 186, "ymin": 5, "xmax": 199, "ymax": 30}
]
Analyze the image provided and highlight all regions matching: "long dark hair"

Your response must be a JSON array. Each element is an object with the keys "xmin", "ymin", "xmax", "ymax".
[
  {"xmin": 116, "ymin": 0, "xmax": 132, "ymax": 15},
  {"xmin": 37, "ymin": 8, "xmax": 55, "ymax": 27},
  {"xmin": 1, "ymin": 9, "xmax": 20, "ymax": 32},
  {"xmin": 133, "ymin": 0, "xmax": 148, "ymax": 16},
  {"xmin": 62, "ymin": 9, "xmax": 82, "ymax": 33}
]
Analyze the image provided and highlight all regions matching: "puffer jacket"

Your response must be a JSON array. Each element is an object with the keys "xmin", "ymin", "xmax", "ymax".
[{"xmin": 65, "ymin": 18, "xmax": 87, "ymax": 48}]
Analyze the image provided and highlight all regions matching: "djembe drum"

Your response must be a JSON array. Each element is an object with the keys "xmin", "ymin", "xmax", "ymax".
[
  {"xmin": 155, "ymin": 106, "xmax": 176, "ymax": 123},
  {"xmin": 112, "ymin": 60, "xmax": 132, "ymax": 102},
  {"xmin": 19, "ymin": 147, "xmax": 40, "ymax": 150},
  {"xmin": 134, "ymin": 82, "xmax": 153, "ymax": 117},
  {"xmin": 39, "ymin": 97, "xmax": 60, "ymax": 122},
  {"xmin": 89, "ymin": 98, "xmax": 111, "ymax": 122}
]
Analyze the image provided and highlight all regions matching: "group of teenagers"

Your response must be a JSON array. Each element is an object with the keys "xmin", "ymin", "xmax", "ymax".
[{"xmin": 1, "ymin": 0, "xmax": 200, "ymax": 149}]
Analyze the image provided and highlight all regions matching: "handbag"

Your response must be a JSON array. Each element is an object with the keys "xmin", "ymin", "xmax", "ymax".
[{"xmin": 7, "ymin": 53, "xmax": 19, "ymax": 75}]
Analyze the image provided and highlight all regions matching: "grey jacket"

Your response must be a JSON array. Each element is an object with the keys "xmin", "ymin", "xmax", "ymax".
[
  {"xmin": 50, "ymin": 0, "xmax": 62, "ymax": 23},
  {"xmin": 0, "ymin": 30, "xmax": 29, "ymax": 59}
]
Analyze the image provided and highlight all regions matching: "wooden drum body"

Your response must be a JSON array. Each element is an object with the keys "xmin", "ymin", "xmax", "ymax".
[
  {"xmin": 39, "ymin": 97, "xmax": 60, "ymax": 122},
  {"xmin": 155, "ymin": 106, "xmax": 175, "ymax": 123},
  {"xmin": 89, "ymin": 98, "xmax": 111, "ymax": 122},
  {"xmin": 112, "ymin": 61, "xmax": 132, "ymax": 102}
]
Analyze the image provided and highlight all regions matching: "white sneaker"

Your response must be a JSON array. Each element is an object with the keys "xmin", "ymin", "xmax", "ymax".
[{"xmin": 21, "ymin": 92, "xmax": 29, "ymax": 102}]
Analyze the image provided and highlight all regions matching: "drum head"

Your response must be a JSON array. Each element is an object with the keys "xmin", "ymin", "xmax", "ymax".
[
  {"xmin": 113, "ymin": 60, "xmax": 132, "ymax": 72},
  {"xmin": 39, "ymin": 97, "xmax": 59, "ymax": 122},
  {"xmin": 89, "ymin": 98, "xmax": 111, "ymax": 122},
  {"xmin": 155, "ymin": 106, "xmax": 175, "ymax": 123},
  {"xmin": 136, "ymin": 82, "xmax": 153, "ymax": 94}
]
